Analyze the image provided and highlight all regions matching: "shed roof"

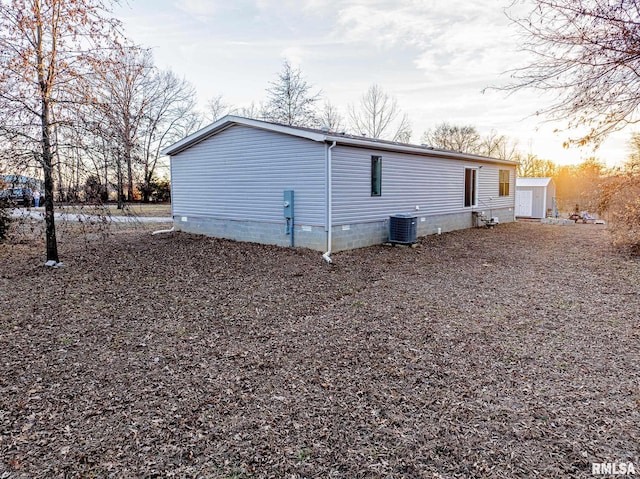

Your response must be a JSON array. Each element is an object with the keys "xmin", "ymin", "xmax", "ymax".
[
  {"xmin": 162, "ymin": 115, "xmax": 518, "ymax": 166},
  {"xmin": 516, "ymin": 177, "xmax": 554, "ymax": 187}
]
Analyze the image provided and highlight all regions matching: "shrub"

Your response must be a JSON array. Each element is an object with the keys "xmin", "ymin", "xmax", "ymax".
[
  {"xmin": 148, "ymin": 177, "xmax": 171, "ymax": 202},
  {"xmin": 0, "ymin": 201, "xmax": 11, "ymax": 242},
  {"xmin": 84, "ymin": 175, "xmax": 107, "ymax": 203},
  {"xmin": 600, "ymin": 168, "xmax": 640, "ymax": 254}
]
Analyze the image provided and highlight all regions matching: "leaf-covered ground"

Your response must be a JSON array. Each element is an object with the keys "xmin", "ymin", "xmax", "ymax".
[{"xmin": 1, "ymin": 222, "xmax": 638, "ymax": 478}]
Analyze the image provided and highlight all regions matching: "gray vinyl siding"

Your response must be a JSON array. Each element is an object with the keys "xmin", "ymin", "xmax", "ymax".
[
  {"xmin": 533, "ymin": 187, "xmax": 546, "ymax": 218},
  {"xmin": 332, "ymin": 145, "xmax": 515, "ymax": 225},
  {"xmin": 546, "ymin": 182, "xmax": 556, "ymax": 215},
  {"xmin": 520, "ymin": 185, "xmax": 552, "ymax": 218},
  {"xmin": 170, "ymin": 125, "xmax": 326, "ymax": 225},
  {"xmin": 478, "ymin": 166, "xmax": 516, "ymax": 211}
]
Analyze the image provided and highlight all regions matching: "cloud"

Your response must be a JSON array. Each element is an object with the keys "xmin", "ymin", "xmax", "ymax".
[
  {"xmin": 280, "ymin": 46, "xmax": 306, "ymax": 66},
  {"xmin": 113, "ymin": 0, "xmax": 625, "ymax": 166},
  {"xmin": 336, "ymin": 3, "xmax": 430, "ymax": 49},
  {"xmin": 332, "ymin": 0, "xmax": 518, "ymax": 82},
  {"xmin": 173, "ymin": 0, "xmax": 220, "ymax": 20}
]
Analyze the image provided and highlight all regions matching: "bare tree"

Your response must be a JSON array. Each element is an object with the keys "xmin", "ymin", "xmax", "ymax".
[
  {"xmin": 138, "ymin": 69, "xmax": 199, "ymax": 202},
  {"xmin": 478, "ymin": 130, "xmax": 519, "ymax": 161},
  {"xmin": 422, "ymin": 123, "xmax": 518, "ymax": 160},
  {"xmin": 0, "ymin": 159, "xmax": 9, "ymax": 240},
  {"xmin": 507, "ymin": 0, "xmax": 640, "ymax": 146},
  {"xmin": 508, "ymin": 2, "xmax": 640, "ymax": 249},
  {"xmin": 600, "ymin": 152, "xmax": 640, "ymax": 250},
  {"xmin": 0, "ymin": 0, "xmax": 124, "ymax": 264},
  {"xmin": 393, "ymin": 113, "xmax": 412, "ymax": 143},
  {"xmin": 92, "ymin": 49, "xmax": 199, "ymax": 205},
  {"xmin": 422, "ymin": 123, "xmax": 481, "ymax": 153},
  {"xmin": 205, "ymin": 94, "xmax": 234, "ymax": 124},
  {"xmin": 236, "ymin": 101, "xmax": 267, "ymax": 120},
  {"xmin": 516, "ymin": 153, "xmax": 557, "ymax": 177},
  {"xmin": 349, "ymin": 84, "xmax": 411, "ymax": 141},
  {"xmin": 98, "ymin": 47, "xmax": 153, "ymax": 206},
  {"xmin": 627, "ymin": 132, "xmax": 640, "ymax": 171},
  {"xmin": 319, "ymin": 101, "xmax": 345, "ymax": 132},
  {"xmin": 264, "ymin": 59, "xmax": 322, "ymax": 127}
]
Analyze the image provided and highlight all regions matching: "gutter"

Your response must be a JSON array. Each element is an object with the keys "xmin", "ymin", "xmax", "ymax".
[
  {"xmin": 322, "ymin": 141, "xmax": 336, "ymax": 263},
  {"xmin": 323, "ymin": 135, "xmax": 518, "ymax": 166}
]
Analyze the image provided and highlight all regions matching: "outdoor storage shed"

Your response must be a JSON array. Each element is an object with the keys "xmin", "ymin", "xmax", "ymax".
[
  {"xmin": 515, "ymin": 177, "xmax": 556, "ymax": 219},
  {"xmin": 162, "ymin": 115, "xmax": 518, "ymax": 258}
]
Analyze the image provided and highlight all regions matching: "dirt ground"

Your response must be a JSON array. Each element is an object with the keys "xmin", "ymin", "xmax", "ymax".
[{"xmin": 0, "ymin": 221, "xmax": 638, "ymax": 478}]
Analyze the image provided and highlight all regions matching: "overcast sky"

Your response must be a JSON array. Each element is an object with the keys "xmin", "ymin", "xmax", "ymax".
[{"xmin": 113, "ymin": 0, "xmax": 630, "ymax": 166}]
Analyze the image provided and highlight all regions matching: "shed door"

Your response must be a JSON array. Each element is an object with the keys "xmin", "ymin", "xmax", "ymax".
[{"xmin": 515, "ymin": 190, "xmax": 533, "ymax": 217}]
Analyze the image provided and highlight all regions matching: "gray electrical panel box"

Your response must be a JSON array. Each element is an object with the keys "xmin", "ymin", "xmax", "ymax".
[{"xmin": 283, "ymin": 190, "xmax": 294, "ymax": 219}]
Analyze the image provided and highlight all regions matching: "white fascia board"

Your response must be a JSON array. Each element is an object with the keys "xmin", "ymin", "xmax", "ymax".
[
  {"xmin": 236, "ymin": 117, "xmax": 326, "ymax": 142},
  {"xmin": 161, "ymin": 117, "xmax": 228, "ymax": 156},
  {"xmin": 327, "ymin": 135, "xmax": 518, "ymax": 166},
  {"xmin": 161, "ymin": 115, "xmax": 326, "ymax": 156}
]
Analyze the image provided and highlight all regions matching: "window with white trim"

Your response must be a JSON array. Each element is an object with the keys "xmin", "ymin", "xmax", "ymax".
[
  {"xmin": 464, "ymin": 168, "xmax": 477, "ymax": 207},
  {"xmin": 499, "ymin": 169, "xmax": 510, "ymax": 196}
]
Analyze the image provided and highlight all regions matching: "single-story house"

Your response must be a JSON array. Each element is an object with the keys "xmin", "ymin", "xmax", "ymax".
[
  {"xmin": 515, "ymin": 177, "xmax": 556, "ymax": 219},
  {"xmin": 162, "ymin": 115, "xmax": 517, "ymax": 260}
]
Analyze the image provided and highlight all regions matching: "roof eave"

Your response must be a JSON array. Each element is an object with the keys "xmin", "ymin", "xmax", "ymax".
[
  {"xmin": 326, "ymin": 135, "xmax": 518, "ymax": 166},
  {"xmin": 161, "ymin": 115, "xmax": 327, "ymax": 156},
  {"xmin": 162, "ymin": 115, "xmax": 518, "ymax": 167}
]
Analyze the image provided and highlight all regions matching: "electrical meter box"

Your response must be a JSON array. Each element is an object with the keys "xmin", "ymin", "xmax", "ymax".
[{"xmin": 283, "ymin": 190, "xmax": 294, "ymax": 219}]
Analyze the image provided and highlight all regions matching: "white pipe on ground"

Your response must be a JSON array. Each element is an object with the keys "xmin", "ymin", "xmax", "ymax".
[{"xmin": 151, "ymin": 226, "xmax": 175, "ymax": 235}]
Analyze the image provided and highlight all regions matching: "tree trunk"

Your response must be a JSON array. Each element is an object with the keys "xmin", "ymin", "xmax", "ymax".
[
  {"xmin": 36, "ymin": 7, "xmax": 59, "ymax": 263},
  {"xmin": 56, "ymin": 153, "xmax": 64, "ymax": 202},
  {"xmin": 124, "ymin": 112, "xmax": 134, "ymax": 202},
  {"xmin": 75, "ymin": 152, "xmax": 80, "ymax": 201},
  {"xmin": 141, "ymin": 168, "xmax": 151, "ymax": 203},
  {"xmin": 127, "ymin": 153, "xmax": 134, "ymax": 202},
  {"xmin": 142, "ymin": 164, "xmax": 150, "ymax": 203},
  {"xmin": 116, "ymin": 156, "xmax": 124, "ymax": 210},
  {"xmin": 43, "ymin": 148, "xmax": 59, "ymax": 263},
  {"xmin": 41, "ymin": 100, "xmax": 59, "ymax": 262},
  {"xmin": 103, "ymin": 161, "xmax": 109, "ymax": 203}
]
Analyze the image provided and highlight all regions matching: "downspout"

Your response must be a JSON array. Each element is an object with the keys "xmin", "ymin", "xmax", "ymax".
[
  {"xmin": 152, "ymin": 226, "xmax": 175, "ymax": 235},
  {"xmin": 322, "ymin": 141, "xmax": 337, "ymax": 263}
]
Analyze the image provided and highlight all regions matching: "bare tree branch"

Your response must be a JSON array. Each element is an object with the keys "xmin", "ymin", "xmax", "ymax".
[
  {"xmin": 319, "ymin": 101, "xmax": 345, "ymax": 132},
  {"xmin": 422, "ymin": 123, "xmax": 481, "ymax": 153},
  {"xmin": 264, "ymin": 59, "xmax": 321, "ymax": 127},
  {"xmin": 0, "ymin": 0, "xmax": 126, "ymax": 263},
  {"xmin": 348, "ymin": 84, "xmax": 411, "ymax": 141},
  {"xmin": 504, "ymin": 0, "xmax": 640, "ymax": 146},
  {"xmin": 205, "ymin": 94, "xmax": 234, "ymax": 124}
]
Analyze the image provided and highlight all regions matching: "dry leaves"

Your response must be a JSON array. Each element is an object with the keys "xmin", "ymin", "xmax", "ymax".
[{"xmin": 0, "ymin": 222, "xmax": 638, "ymax": 478}]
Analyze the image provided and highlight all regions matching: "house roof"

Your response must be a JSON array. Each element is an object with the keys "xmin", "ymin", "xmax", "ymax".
[
  {"xmin": 516, "ymin": 177, "xmax": 554, "ymax": 187},
  {"xmin": 162, "ymin": 115, "xmax": 519, "ymax": 166}
]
